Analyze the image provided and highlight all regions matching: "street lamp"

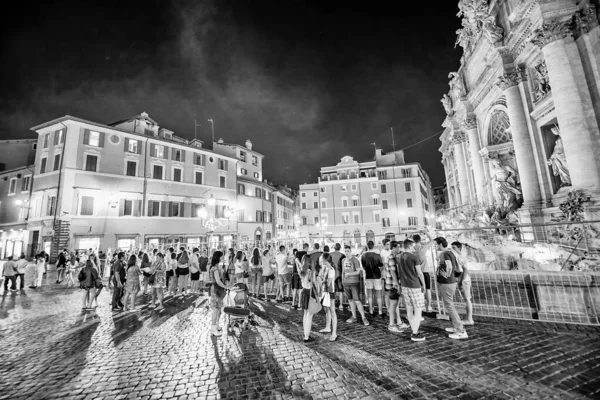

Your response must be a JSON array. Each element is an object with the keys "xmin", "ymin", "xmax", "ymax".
[
  {"xmin": 208, "ymin": 194, "xmax": 216, "ymax": 206},
  {"xmin": 315, "ymin": 221, "xmax": 328, "ymax": 243}
]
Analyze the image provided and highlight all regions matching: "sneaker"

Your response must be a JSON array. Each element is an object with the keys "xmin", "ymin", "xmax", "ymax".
[
  {"xmin": 319, "ymin": 328, "xmax": 332, "ymax": 333},
  {"xmin": 462, "ymin": 319, "xmax": 475, "ymax": 326},
  {"xmin": 397, "ymin": 322, "xmax": 410, "ymax": 330},
  {"xmin": 411, "ymin": 332, "xmax": 426, "ymax": 342},
  {"xmin": 445, "ymin": 327, "xmax": 456, "ymax": 333},
  {"xmin": 303, "ymin": 337, "xmax": 315, "ymax": 343},
  {"xmin": 346, "ymin": 317, "xmax": 357, "ymax": 323},
  {"xmin": 449, "ymin": 331, "xmax": 468, "ymax": 340},
  {"xmin": 426, "ymin": 307, "xmax": 434, "ymax": 313},
  {"xmin": 363, "ymin": 319, "xmax": 370, "ymax": 326},
  {"xmin": 388, "ymin": 325, "xmax": 403, "ymax": 333}
]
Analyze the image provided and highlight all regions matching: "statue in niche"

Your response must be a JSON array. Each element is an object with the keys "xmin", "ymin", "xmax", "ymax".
[
  {"xmin": 547, "ymin": 126, "xmax": 572, "ymax": 187},
  {"xmin": 490, "ymin": 158, "xmax": 522, "ymax": 210},
  {"xmin": 441, "ymin": 94, "xmax": 453, "ymax": 116},
  {"xmin": 533, "ymin": 62, "xmax": 551, "ymax": 100}
]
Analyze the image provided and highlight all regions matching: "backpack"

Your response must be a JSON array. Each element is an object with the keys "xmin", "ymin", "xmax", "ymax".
[
  {"xmin": 438, "ymin": 250, "xmax": 461, "ymax": 279},
  {"xmin": 178, "ymin": 251, "xmax": 189, "ymax": 265},
  {"xmin": 78, "ymin": 268, "xmax": 86, "ymax": 282}
]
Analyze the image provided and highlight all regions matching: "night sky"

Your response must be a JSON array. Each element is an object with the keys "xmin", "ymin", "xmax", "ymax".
[{"xmin": 0, "ymin": 0, "xmax": 461, "ymax": 187}]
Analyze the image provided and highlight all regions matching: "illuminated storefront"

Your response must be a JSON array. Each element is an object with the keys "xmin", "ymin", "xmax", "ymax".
[{"xmin": 0, "ymin": 228, "xmax": 28, "ymax": 259}]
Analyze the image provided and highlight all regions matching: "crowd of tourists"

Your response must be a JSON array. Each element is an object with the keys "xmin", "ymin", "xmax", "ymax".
[{"xmin": 1, "ymin": 234, "xmax": 474, "ymax": 342}]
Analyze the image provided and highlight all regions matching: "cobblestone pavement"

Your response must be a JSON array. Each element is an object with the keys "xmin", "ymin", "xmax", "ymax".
[{"xmin": 0, "ymin": 273, "xmax": 599, "ymax": 399}]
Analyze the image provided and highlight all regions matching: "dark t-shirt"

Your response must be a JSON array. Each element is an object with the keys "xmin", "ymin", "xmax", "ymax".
[
  {"xmin": 113, "ymin": 260, "xmax": 126, "ymax": 283},
  {"xmin": 330, "ymin": 251, "xmax": 345, "ymax": 277},
  {"xmin": 310, "ymin": 251, "xmax": 323, "ymax": 275},
  {"xmin": 198, "ymin": 256, "xmax": 209, "ymax": 272},
  {"xmin": 437, "ymin": 250, "xmax": 459, "ymax": 284},
  {"xmin": 361, "ymin": 251, "xmax": 383, "ymax": 280},
  {"xmin": 397, "ymin": 252, "xmax": 421, "ymax": 289}
]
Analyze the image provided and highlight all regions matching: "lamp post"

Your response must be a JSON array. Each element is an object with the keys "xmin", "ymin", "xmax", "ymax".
[{"xmin": 315, "ymin": 221, "xmax": 328, "ymax": 244}]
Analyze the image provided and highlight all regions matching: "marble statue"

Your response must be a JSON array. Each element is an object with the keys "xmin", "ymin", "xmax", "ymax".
[
  {"xmin": 441, "ymin": 94, "xmax": 453, "ymax": 116},
  {"xmin": 534, "ymin": 62, "xmax": 551, "ymax": 100},
  {"xmin": 482, "ymin": 14, "xmax": 504, "ymax": 44},
  {"xmin": 448, "ymin": 72, "xmax": 465, "ymax": 96},
  {"xmin": 490, "ymin": 158, "xmax": 522, "ymax": 210},
  {"xmin": 547, "ymin": 126, "xmax": 571, "ymax": 187}
]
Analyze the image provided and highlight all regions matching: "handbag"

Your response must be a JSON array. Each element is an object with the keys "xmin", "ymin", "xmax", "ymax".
[
  {"xmin": 148, "ymin": 273, "xmax": 156, "ymax": 285},
  {"xmin": 307, "ymin": 276, "xmax": 322, "ymax": 314},
  {"xmin": 95, "ymin": 277, "xmax": 104, "ymax": 289}
]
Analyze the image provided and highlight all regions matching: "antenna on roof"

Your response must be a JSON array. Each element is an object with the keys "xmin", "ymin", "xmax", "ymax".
[
  {"xmin": 194, "ymin": 120, "xmax": 202, "ymax": 141},
  {"xmin": 390, "ymin": 127, "xmax": 396, "ymax": 151}
]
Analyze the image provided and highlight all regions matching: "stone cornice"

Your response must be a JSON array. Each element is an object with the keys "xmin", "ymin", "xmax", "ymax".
[
  {"xmin": 463, "ymin": 117, "xmax": 478, "ymax": 131},
  {"xmin": 495, "ymin": 71, "xmax": 524, "ymax": 90},
  {"xmin": 530, "ymin": 18, "xmax": 571, "ymax": 49}
]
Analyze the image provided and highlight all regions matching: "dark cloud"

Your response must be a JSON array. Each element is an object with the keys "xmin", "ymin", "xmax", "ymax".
[{"xmin": 0, "ymin": 0, "xmax": 461, "ymax": 187}]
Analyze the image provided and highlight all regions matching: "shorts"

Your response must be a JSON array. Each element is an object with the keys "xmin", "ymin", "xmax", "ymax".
[
  {"xmin": 262, "ymin": 274, "xmax": 275, "ymax": 283},
  {"xmin": 166, "ymin": 270, "xmax": 174, "ymax": 278},
  {"xmin": 343, "ymin": 283, "xmax": 360, "ymax": 301},
  {"xmin": 423, "ymin": 272, "xmax": 432, "ymax": 290},
  {"xmin": 250, "ymin": 268, "xmax": 262, "ymax": 276},
  {"xmin": 300, "ymin": 288, "xmax": 313, "ymax": 310},
  {"xmin": 177, "ymin": 268, "xmax": 189, "ymax": 276},
  {"xmin": 210, "ymin": 293, "xmax": 224, "ymax": 309},
  {"xmin": 460, "ymin": 279, "xmax": 472, "ymax": 300},
  {"xmin": 278, "ymin": 274, "xmax": 291, "ymax": 285},
  {"xmin": 402, "ymin": 287, "xmax": 425, "ymax": 309},
  {"xmin": 334, "ymin": 276, "xmax": 344, "ymax": 293},
  {"xmin": 190, "ymin": 271, "xmax": 200, "ymax": 281},
  {"xmin": 365, "ymin": 278, "xmax": 383, "ymax": 291},
  {"xmin": 291, "ymin": 273, "xmax": 302, "ymax": 290}
]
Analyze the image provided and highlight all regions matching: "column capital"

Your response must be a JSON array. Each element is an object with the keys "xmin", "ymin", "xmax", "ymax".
[
  {"xmin": 572, "ymin": 5, "xmax": 599, "ymax": 40},
  {"xmin": 462, "ymin": 116, "xmax": 478, "ymax": 130},
  {"xmin": 495, "ymin": 71, "xmax": 524, "ymax": 91},
  {"xmin": 452, "ymin": 131, "xmax": 467, "ymax": 144},
  {"xmin": 530, "ymin": 18, "xmax": 571, "ymax": 49}
]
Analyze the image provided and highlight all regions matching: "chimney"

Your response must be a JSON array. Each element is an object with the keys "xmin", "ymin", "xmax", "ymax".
[
  {"xmin": 140, "ymin": 112, "xmax": 149, "ymax": 119},
  {"xmin": 245, "ymin": 139, "xmax": 252, "ymax": 150},
  {"xmin": 217, "ymin": 138, "xmax": 224, "ymax": 144},
  {"xmin": 375, "ymin": 148, "xmax": 383, "ymax": 158}
]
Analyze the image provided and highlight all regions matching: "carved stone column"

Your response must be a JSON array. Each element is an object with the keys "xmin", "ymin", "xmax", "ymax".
[
  {"xmin": 531, "ymin": 17, "xmax": 600, "ymax": 192},
  {"xmin": 496, "ymin": 71, "xmax": 542, "ymax": 205},
  {"xmin": 442, "ymin": 155, "xmax": 454, "ymax": 208},
  {"xmin": 452, "ymin": 131, "xmax": 471, "ymax": 206},
  {"xmin": 463, "ymin": 117, "xmax": 486, "ymax": 204}
]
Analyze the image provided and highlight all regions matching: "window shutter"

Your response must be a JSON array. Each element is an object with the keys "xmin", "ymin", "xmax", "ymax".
[
  {"xmin": 161, "ymin": 201, "xmax": 167, "ymax": 217},
  {"xmin": 147, "ymin": 201, "xmax": 153, "ymax": 217},
  {"xmin": 99, "ymin": 132, "xmax": 105, "ymax": 147},
  {"xmin": 181, "ymin": 150, "xmax": 186, "ymax": 163},
  {"xmin": 224, "ymin": 160, "xmax": 228, "ymax": 170},
  {"xmin": 167, "ymin": 201, "xmax": 173, "ymax": 217},
  {"xmin": 171, "ymin": 147, "xmax": 176, "ymax": 160},
  {"xmin": 180, "ymin": 202, "xmax": 185, "ymax": 217},
  {"xmin": 53, "ymin": 131, "xmax": 58, "ymax": 145},
  {"xmin": 124, "ymin": 138, "xmax": 129, "ymax": 152},
  {"xmin": 137, "ymin": 140, "xmax": 142, "ymax": 154},
  {"xmin": 150, "ymin": 143, "xmax": 156, "ymax": 157},
  {"xmin": 119, "ymin": 199, "xmax": 125, "ymax": 216},
  {"xmin": 83, "ymin": 129, "xmax": 90, "ymax": 145},
  {"xmin": 202, "ymin": 154, "xmax": 206, "ymax": 166},
  {"xmin": 163, "ymin": 146, "xmax": 169, "ymax": 160}
]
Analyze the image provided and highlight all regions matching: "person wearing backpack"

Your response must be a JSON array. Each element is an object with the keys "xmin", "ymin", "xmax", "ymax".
[
  {"xmin": 177, "ymin": 247, "xmax": 190, "ymax": 297},
  {"xmin": 79, "ymin": 260, "xmax": 98, "ymax": 310},
  {"xmin": 451, "ymin": 241, "xmax": 474, "ymax": 326},
  {"xmin": 434, "ymin": 237, "xmax": 467, "ymax": 340}
]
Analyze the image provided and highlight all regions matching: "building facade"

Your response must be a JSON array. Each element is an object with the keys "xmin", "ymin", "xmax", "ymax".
[
  {"xmin": 439, "ymin": 0, "xmax": 600, "ymax": 224},
  {"xmin": 298, "ymin": 149, "xmax": 435, "ymax": 246}
]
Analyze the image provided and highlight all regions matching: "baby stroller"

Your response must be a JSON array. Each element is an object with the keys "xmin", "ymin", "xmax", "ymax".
[{"xmin": 223, "ymin": 283, "xmax": 251, "ymax": 337}]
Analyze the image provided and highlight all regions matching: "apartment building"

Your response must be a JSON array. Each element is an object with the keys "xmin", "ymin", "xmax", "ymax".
[
  {"xmin": 28, "ymin": 112, "xmax": 238, "ymax": 260},
  {"xmin": 298, "ymin": 149, "xmax": 435, "ymax": 245}
]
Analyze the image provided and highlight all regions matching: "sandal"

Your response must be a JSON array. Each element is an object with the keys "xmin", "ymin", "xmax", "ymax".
[{"xmin": 329, "ymin": 335, "xmax": 338, "ymax": 342}]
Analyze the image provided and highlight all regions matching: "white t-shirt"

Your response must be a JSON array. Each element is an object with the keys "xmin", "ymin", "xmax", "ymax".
[{"xmin": 276, "ymin": 253, "xmax": 288, "ymax": 275}]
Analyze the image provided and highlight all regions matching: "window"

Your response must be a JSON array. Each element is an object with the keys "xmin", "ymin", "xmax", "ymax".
[
  {"xmin": 301, "ymin": 193, "xmax": 306, "ymax": 198},
  {"xmin": 253, "ymin": 172, "xmax": 260, "ymax": 179},
  {"xmin": 153, "ymin": 145, "xmax": 164, "ymax": 158},
  {"xmin": 256, "ymin": 210, "xmax": 263, "ymax": 222},
  {"xmin": 174, "ymin": 150, "xmax": 183, "ymax": 162},
  {"xmin": 374, "ymin": 212, "xmax": 381, "ymax": 223},
  {"xmin": 123, "ymin": 200, "xmax": 133, "ymax": 216},
  {"xmin": 54, "ymin": 129, "xmax": 65, "ymax": 145},
  {"xmin": 321, "ymin": 200, "xmax": 327, "ymax": 209},
  {"xmin": 239, "ymin": 151, "xmax": 246, "ymax": 162},
  {"xmin": 22, "ymin": 176, "xmax": 31, "ymax": 192},
  {"xmin": 219, "ymin": 176, "xmax": 226, "ymax": 188},
  {"xmin": 40, "ymin": 157, "xmax": 47, "ymax": 174},
  {"xmin": 320, "ymin": 187, "xmax": 325, "ymax": 193},
  {"xmin": 373, "ymin": 197, "xmax": 379, "ymax": 205},
  {"xmin": 8, "ymin": 178, "xmax": 17, "ymax": 194},
  {"xmin": 371, "ymin": 182, "xmax": 378, "ymax": 190},
  {"xmin": 194, "ymin": 154, "xmax": 206, "ymax": 166},
  {"xmin": 47, "ymin": 196, "xmax": 56, "ymax": 216},
  {"xmin": 218, "ymin": 159, "xmax": 228, "ymax": 170},
  {"xmin": 382, "ymin": 200, "xmax": 388, "ymax": 209},
  {"xmin": 381, "ymin": 184, "xmax": 387, "ymax": 193},
  {"xmin": 342, "ymin": 214, "xmax": 349, "ymax": 224},
  {"xmin": 195, "ymin": 171, "xmax": 203, "ymax": 185},
  {"xmin": 171, "ymin": 202, "xmax": 180, "ymax": 217},
  {"xmin": 148, "ymin": 200, "xmax": 161, "ymax": 217},
  {"xmin": 382, "ymin": 217, "xmax": 391, "ymax": 227},
  {"xmin": 313, "ymin": 202, "xmax": 318, "ymax": 209},
  {"xmin": 314, "ymin": 216, "xmax": 319, "ymax": 224},
  {"xmin": 407, "ymin": 198, "xmax": 413, "ymax": 208},
  {"xmin": 408, "ymin": 217, "xmax": 418, "ymax": 226},
  {"xmin": 173, "ymin": 168, "xmax": 182, "ymax": 182},
  {"xmin": 351, "ymin": 184, "xmax": 357, "ymax": 191},
  {"xmin": 238, "ymin": 184, "xmax": 246, "ymax": 195},
  {"xmin": 126, "ymin": 161, "xmax": 137, "ymax": 177},
  {"xmin": 353, "ymin": 213, "xmax": 360, "ymax": 224},
  {"xmin": 342, "ymin": 198, "xmax": 348, "ymax": 207},
  {"xmin": 153, "ymin": 165, "xmax": 163, "ymax": 180},
  {"xmin": 85, "ymin": 155, "xmax": 98, "ymax": 172},
  {"xmin": 341, "ymin": 185, "xmax": 347, "ymax": 192},
  {"xmin": 405, "ymin": 182, "xmax": 412, "ymax": 192},
  {"xmin": 313, "ymin": 191, "xmax": 318, "ymax": 197},
  {"xmin": 80, "ymin": 196, "xmax": 94, "ymax": 216},
  {"xmin": 43, "ymin": 133, "xmax": 50, "ymax": 148},
  {"xmin": 240, "ymin": 168, "xmax": 248, "ymax": 175},
  {"xmin": 301, "ymin": 203, "xmax": 306, "ymax": 210},
  {"xmin": 252, "ymin": 155, "xmax": 258, "ymax": 166},
  {"xmin": 127, "ymin": 139, "xmax": 138, "ymax": 153},
  {"xmin": 378, "ymin": 170, "xmax": 388, "ymax": 179},
  {"xmin": 401, "ymin": 168, "xmax": 411, "ymax": 178},
  {"xmin": 88, "ymin": 131, "xmax": 101, "ymax": 147},
  {"xmin": 352, "ymin": 198, "xmax": 358, "ymax": 207},
  {"xmin": 53, "ymin": 154, "xmax": 61, "ymax": 171},
  {"xmin": 144, "ymin": 128, "xmax": 154, "ymax": 136},
  {"xmin": 255, "ymin": 188, "xmax": 262, "ymax": 198},
  {"xmin": 302, "ymin": 217, "xmax": 308, "ymax": 225}
]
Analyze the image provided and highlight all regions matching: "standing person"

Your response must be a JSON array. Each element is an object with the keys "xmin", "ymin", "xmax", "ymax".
[
  {"xmin": 56, "ymin": 249, "xmax": 67, "ymax": 283},
  {"xmin": 249, "ymin": 248, "xmax": 262, "ymax": 297},
  {"xmin": 15, "ymin": 254, "xmax": 28, "ymax": 291},
  {"xmin": 91, "ymin": 259, "xmax": 104, "ymax": 308},
  {"xmin": 435, "ymin": 237, "xmax": 468, "ymax": 340},
  {"xmin": 165, "ymin": 247, "xmax": 175, "ymax": 291},
  {"xmin": 150, "ymin": 252, "xmax": 166, "ymax": 310},
  {"xmin": 384, "ymin": 241, "xmax": 403, "ymax": 333},
  {"xmin": 380, "ymin": 239, "xmax": 391, "ymax": 317},
  {"xmin": 111, "ymin": 252, "xmax": 126, "ymax": 311},
  {"xmin": 298, "ymin": 253, "xmax": 320, "ymax": 343},
  {"xmin": 79, "ymin": 260, "xmax": 98, "ymax": 310},
  {"xmin": 226, "ymin": 248, "xmax": 235, "ymax": 284},
  {"xmin": 413, "ymin": 234, "xmax": 436, "ymax": 312},
  {"xmin": 361, "ymin": 241, "xmax": 384, "ymax": 318},
  {"xmin": 177, "ymin": 247, "xmax": 190, "ymax": 296},
  {"xmin": 309, "ymin": 243, "xmax": 323, "ymax": 275},
  {"xmin": 198, "ymin": 249, "xmax": 209, "ymax": 295},
  {"xmin": 318, "ymin": 253, "xmax": 338, "ymax": 342},
  {"xmin": 234, "ymin": 250, "xmax": 247, "ymax": 286},
  {"xmin": 189, "ymin": 248, "xmax": 201, "ymax": 294},
  {"xmin": 140, "ymin": 253, "xmax": 152, "ymax": 296},
  {"xmin": 330, "ymin": 243, "xmax": 345, "ymax": 310},
  {"xmin": 342, "ymin": 245, "xmax": 369, "ymax": 325},
  {"xmin": 2, "ymin": 256, "xmax": 18, "ymax": 293},
  {"xmin": 290, "ymin": 249, "xmax": 303, "ymax": 309},
  {"xmin": 398, "ymin": 239, "xmax": 426, "ymax": 341},
  {"xmin": 65, "ymin": 253, "xmax": 77, "ymax": 287},
  {"xmin": 36, "ymin": 252, "xmax": 47, "ymax": 288},
  {"xmin": 275, "ymin": 245, "xmax": 290, "ymax": 303},
  {"xmin": 261, "ymin": 249, "xmax": 275, "ymax": 301},
  {"xmin": 209, "ymin": 251, "xmax": 231, "ymax": 337},
  {"xmin": 451, "ymin": 241, "xmax": 474, "ymax": 326},
  {"xmin": 122, "ymin": 255, "xmax": 141, "ymax": 311}
]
